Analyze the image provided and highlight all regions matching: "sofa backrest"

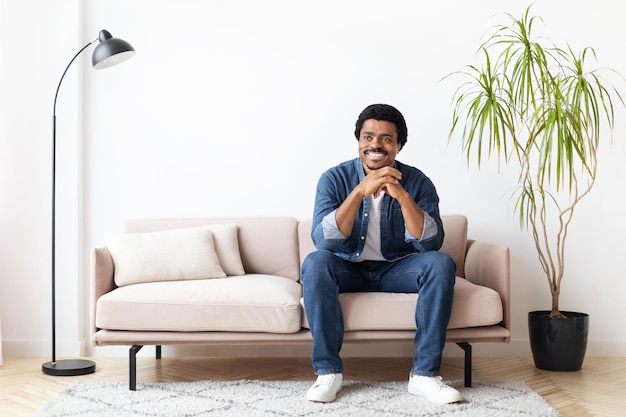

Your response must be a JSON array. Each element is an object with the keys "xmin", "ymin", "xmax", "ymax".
[
  {"xmin": 125, "ymin": 216, "xmax": 301, "ymax": 281},
  {"xmin": 439, "ymin": 215, "xmax": 468, "ymax": 277},
  {"xmin": 124, "ymin": 214, "xmax": 468, "ymax": 282},
  {"xmin": 297, "ymin": 214, "xmax": 467, "ymax": 278}
]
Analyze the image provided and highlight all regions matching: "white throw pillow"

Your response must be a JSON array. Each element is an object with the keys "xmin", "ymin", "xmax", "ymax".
[
  {"xmin": 204, "ymin": 223, "xmax": 245, "ymax": 276},
  {"xmin": 106, "ymin": 226, "xmax": 226, "ymax": 286}
]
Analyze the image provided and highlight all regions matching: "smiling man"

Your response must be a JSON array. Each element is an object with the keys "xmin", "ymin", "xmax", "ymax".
[{"xmin": 302, "ymin": 103, "xmax": 463, "ymax": 404}]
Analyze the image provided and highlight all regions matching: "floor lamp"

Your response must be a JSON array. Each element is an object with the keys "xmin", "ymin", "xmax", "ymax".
[{"xmin": 42, "ymin": 30, "xmax": 135, "ymax": 377}]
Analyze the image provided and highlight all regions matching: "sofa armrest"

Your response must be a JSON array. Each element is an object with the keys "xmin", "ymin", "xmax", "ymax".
[
  {"xmin": 90, "ymin": 247, "xmax": 116, "ymax": 341},
  {"xmin": 464, "ymin": 239, "xmax": 511, "ymax": 333}
]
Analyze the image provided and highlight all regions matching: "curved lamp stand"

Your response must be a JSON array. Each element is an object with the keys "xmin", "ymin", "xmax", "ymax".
[{"xmin": 42, "ymin": 30, "xmax": 135, "ymax": 377}]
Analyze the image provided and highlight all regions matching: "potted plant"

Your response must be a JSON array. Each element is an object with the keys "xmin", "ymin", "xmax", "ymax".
[{"xmin": 446, "ymin": 6, "xmax": 623, "ymax": 370}]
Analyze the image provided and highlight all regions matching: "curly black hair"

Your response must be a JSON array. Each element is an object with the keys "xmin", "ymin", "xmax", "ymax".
[{"xmin": 353, "ymin": 104, "xmax": 408, "ymax": 149}]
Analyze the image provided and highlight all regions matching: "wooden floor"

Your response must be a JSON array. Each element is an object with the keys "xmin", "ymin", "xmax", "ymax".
[{"xmin": 1, "ymin": 356, "xmax": 624, "ymax": 416}]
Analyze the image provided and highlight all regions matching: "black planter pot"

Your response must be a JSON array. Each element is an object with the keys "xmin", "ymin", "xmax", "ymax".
[{"xmin": 528, "ymin": 311, "xmax": 589, "ymax": 371}]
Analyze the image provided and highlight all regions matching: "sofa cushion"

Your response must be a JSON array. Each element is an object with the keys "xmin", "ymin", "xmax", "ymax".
[
  {"xmin": 301, "ymin": 277, "xmax": 502, "ymax": 330},
  {"xmin": 105, "ymin": 227, "xmax": 226, "ymax": 287},
  {"xmin": 95, "ymin": 274, "xmax": 302, "ymax": 333},
  {"xmin": 202, "ymin": 223, "xmax": 245, "ymax": 276}
]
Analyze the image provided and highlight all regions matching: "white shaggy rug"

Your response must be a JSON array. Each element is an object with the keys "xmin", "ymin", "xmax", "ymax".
[{"xmin": 33, "ymin": 379, "xmax": 563, "ymax": 417}]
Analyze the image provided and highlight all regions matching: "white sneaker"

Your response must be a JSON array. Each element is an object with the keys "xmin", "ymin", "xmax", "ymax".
[
  {"xmin": 306, "ymin": 373, "xmax": 343, "ymax": 402},
  {"xmin": 408, "ymin": 375, "xmax": 463, "ymax": 404}
]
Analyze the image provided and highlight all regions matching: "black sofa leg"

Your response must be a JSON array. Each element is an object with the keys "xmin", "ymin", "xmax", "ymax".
[
  {"xmin": 129, "ymin": 345, "xmax": 144, "ymax": 391},
  {"xmin": 456, "ymin": 342, "xmax": 472, "ymax": 387},
  {"xmin": 156, "ymin": 345, "xmax": 162, "ymax": 359}
]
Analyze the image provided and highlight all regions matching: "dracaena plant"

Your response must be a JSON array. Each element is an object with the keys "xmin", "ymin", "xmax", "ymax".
[{"xmin": 447, "ymin": 6, "xmax": 624, "ymax": 318}]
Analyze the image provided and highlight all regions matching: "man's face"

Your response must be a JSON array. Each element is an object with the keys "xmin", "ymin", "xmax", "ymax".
[{"xmin": 358, "ymin": 119, "xmax": 402, "ymax": 173}]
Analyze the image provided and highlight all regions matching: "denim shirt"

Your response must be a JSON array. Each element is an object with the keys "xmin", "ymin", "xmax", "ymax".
[{"xmin": 311, "ymin": 158, "xmax": 444, "ymax": 261}]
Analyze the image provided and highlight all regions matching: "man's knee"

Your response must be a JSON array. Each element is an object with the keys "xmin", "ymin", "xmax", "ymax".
[
  {"xmin": 301, "ymin": 250, "xmax": 342, "ymax": 286},
  {"xmin": 302, "ymin": 250, "xmax": 336, "ymax": 273},
  {"xmin": 419, "ymin": 251, "xmax": 457, "ymax": 286},
  {"xmin": 434, "ymin": 251, "xmax": 457, "ymax": 276}
]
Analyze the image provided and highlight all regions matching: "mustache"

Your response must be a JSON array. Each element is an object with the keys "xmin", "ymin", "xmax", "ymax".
[{"xmin": 364, "ymin": 148, "xmax": 387, "ymax": 154}]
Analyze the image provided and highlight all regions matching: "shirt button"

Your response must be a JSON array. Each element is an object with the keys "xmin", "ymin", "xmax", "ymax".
[
  {"xmin": 364, "ymin": 213, "xmax": 368, "ymax": 217},
  {"xmin": 361, "ymin": 236, "xmax": 365, "ymax": 240}
]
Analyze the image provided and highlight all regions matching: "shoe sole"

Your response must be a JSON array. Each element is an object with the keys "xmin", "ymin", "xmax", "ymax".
[
  {"xmin": 306, "ymin": 386, "xmax": 342, "ymax": 403},
  {"xmin": 408, "ymin": 386, "xmax": 464, "ymax": 404}
]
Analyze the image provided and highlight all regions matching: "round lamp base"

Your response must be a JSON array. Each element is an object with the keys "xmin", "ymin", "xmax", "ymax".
[{"xmin": 42, "ymin": 359, "xmax": 96, "ymax": 376}]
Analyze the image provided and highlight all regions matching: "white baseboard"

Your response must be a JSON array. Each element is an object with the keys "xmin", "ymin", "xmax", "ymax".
[
  {"xmin": 2, "ymin": 338, "xmax": 90, "ymax": 358},
  {"xmin": 447, "ymin": 340, "xmax": 626, "ymax": 357}
]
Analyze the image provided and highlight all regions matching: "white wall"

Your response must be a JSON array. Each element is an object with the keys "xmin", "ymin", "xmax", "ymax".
[
  {"xmin": 0, "ymin": 0, "xmax": 83, "ymax": 356},
  {"xmin": 1, "ymin": 0, "xmax": 625, "ymax": 359}
]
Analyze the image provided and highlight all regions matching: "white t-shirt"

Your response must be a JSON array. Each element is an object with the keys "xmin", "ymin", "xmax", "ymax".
[{"xmin": 356, "ymin": 192, "xmax": 387, "ymax": 261}]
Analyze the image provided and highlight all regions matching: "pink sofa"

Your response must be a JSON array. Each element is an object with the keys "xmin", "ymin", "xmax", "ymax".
[{"xmin": 91, "ymin": 215, "xmax": 510, "ymax": 390}]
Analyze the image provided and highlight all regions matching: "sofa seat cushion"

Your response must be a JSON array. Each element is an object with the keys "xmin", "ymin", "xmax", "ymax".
[
  {"xmin": 95, "ymin": 274, "xmax": 302, "ymax": 333},
  {"xmin": 301, "ymin": 278, "xmax": 502, "ymax": 331}
]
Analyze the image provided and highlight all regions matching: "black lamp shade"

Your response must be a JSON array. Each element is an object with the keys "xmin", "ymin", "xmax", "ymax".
[{"xmin": 92, "ymin": 30, "xmax": 136, "ymax": 69}]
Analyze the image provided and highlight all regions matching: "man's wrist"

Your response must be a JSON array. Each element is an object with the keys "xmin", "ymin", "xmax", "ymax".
[{"xmin": 395, "ymin": 189, "xmax": 413, "ymax": 207}]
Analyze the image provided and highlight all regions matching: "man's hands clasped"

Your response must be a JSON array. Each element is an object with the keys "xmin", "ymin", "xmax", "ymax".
[{"xmin": 358, "ymin": 166, "xmax": 405, "ymax": 199}]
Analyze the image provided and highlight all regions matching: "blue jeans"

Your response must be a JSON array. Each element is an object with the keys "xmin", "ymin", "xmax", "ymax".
[{"xmin": 301, "ymin": 250, "xmax": 456, "ymax": 377}]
